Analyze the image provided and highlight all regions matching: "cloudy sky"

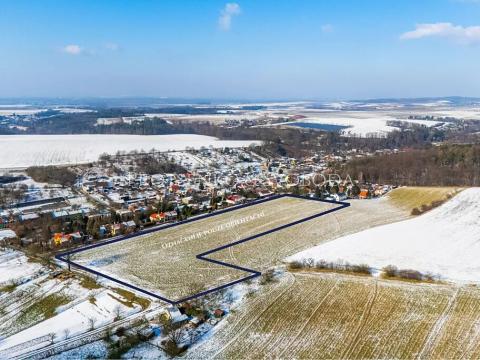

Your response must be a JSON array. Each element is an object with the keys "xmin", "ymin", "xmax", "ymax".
[{"xmin": 1, "ymin": 0, "xmax": 479, "ymax": 100}]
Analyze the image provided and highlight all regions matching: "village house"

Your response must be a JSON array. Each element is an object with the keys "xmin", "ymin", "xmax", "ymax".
[
  {"xmin": 121, "ymin": 220, "xmax": 137, "ymax": 233},
  {"xmin": 226, "ymin": 194, "xmax": 245, "ymax": 205},
  {"xmin": 359, "ymin": 189, "xmax": 369, "ymax": 199}
]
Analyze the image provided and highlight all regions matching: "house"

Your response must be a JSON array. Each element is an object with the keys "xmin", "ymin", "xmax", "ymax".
[
  {"xmin": 150, "ymin": 212, "xmax": 165, "ymax": 223},
  {"xmin": 332, "ymin": 193, "xmax": 347, "ymax": 201},
  {"xmin": 87, "ymin": 210, "xmax": 111, "ymax": 222},
  {"xmin": 99, "ymin": 225, "xmax": 107, "ymax": 238},
  {"xmin": 111, "ymin": 223, "xmax": 122, "ymax": 236},
  {"xmin": 52, "ymin": 209, "xmax": 84, "ymax": 221},
  {"xmin": 188, "ymin": 317, "xmax": 203, "ymax": 328},
  {"xmin": 213, "ymin": 309, "xmax": 225, "ymax": 318},
  {"xmin": 122, "ymin": 220, "xmax": 137, "ymax": 233},
  {"xmin": 20, "ymin": 238, "xmax": 33, "ymax": 246},
  {"xmin": 170, "ymin": 183, "xmax": 180, "ymax": 193},
  {"xmin": 182, "ymin": 196, "xmax": 193, "ymax": 205},
  {"xmin": 226, "ymin": 194, "xmax": 245, "ymax": 205},
  {"xmin": 165, "ymin": 211, "xmax": 177, "ymax": 220},
  {"xmin": 160, "ymin": 306, "xmax": 189, "ymax": 328},
  {"xmin": 69, "ymin": 232, "xmax": 83, "ymax": 243},
  {"xmin": 256, "ymin": 189, "xmax": 274, "ymax": 198},
  {"xmin": 52, "ymin": 233, "xmax": 70, "ymax": 246},
  {"xmin": 116, "ymin": 209, "xmax": 133, "ymax": 220},
  {"xmin": 19, "ymin": 213, "xmax": 39, "ymax": 222},
  {"xmin": 359, "ymin": 189, "xmax": 369, "ymax": 199}
]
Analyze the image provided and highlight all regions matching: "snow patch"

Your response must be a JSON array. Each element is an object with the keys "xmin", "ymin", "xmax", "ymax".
[{"xmin": 287, "ymin": 188, "xmax": 480, "ymax": 283}]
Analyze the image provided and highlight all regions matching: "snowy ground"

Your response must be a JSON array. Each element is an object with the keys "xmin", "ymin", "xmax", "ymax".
[
  {"xmin": 0, "ymin": 249, "xmax": 43, "ymax": 284},
  {"xmin": 146, "ymin": 113, "xmax": 266, "ymax": 123},
  {"xmin": 288, "ymin": 188, "xmax": 480, "ymax": 283},
  {"xmin": 0, "ymin": 249, "xmax": 147, "ymax": 358},
  {"xmin": 0, "ymin": 107, "xmax": 93, "ymax": 116},
  {"xmin": 0, "ymin": 230, "xmax": 16, "ymax": 242},
  {"xmin": 0, "ymin": 135, "xmax": 261, "ymax": 169},
  {"xmin": 0, "ymin": 289, "xmax": 140, "ymax": 355},
  {"xmin": 287, "ymin": 113, "xmax": 440, "ymax": 137},
  {"xmin": 428, "ymin": 108, "xmax": 480, "ymax": 120},
  {"xmin": 50, "ymin": 340, "xmax": 108, "ymax": 360}
]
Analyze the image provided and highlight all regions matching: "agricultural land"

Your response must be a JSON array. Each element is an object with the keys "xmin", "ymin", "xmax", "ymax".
[{"xmin": 188, "ymin": 271, "xmax": 480, "ymax": 359}]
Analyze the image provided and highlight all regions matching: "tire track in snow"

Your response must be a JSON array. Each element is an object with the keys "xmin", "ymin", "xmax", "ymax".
[
  {"xmin": 210, "ymin": 273, "xmax": 297, "ymax": 359},
  {"xmin": 275, "ymin": 276, "xmax": 340, "ymax": 359},
  {"xmin": 416, "ymin": 287, "xmax": 460, "ymax": 359},
  {"xmin": 341, "ymin": 279, "xmax": 378, "ymax": 359}
]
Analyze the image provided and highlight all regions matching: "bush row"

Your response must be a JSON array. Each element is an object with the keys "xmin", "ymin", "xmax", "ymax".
[
  {"xmin": 411, "ymin": 192, "xmax": 455, "ymax": 215},
  {"xmin": 288, "ymin": 258, "xmax": 372, "ymax": 275},
  {"xmin": 382, "ymin": 265, "xmax": 438, "ymax": 282}
]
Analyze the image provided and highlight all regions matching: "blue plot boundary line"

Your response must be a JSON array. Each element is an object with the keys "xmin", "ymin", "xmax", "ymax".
[{"xmin": 55, "ymin": 194, "xmax": 349, "ymax": 305}]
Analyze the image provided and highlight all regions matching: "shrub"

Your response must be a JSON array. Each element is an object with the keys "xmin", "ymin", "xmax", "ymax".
[
  {"xmin": 382, "ymin": 265, "xmax": 434, "ymax": 282},
  {"xmin": 287, "ymin": 260, "xmax": 303, "ymax": 270},
  {"xmin": 411, "ymin": 207, "xmax": 422, "ymax": 215},
  {"xmin": 260, "ymin": 269, "xmax": 276, "ymax": 285},
  {"xmin": 382, "ymin": 265, "xmax": 398, "ymax": 278},
  {"xmin": 397, "ymin": 269, "xmax": 423, "ymax": 281},
  {"xmin": 288, "ymin": 258, "xmax": 372, "ymax": 276},
  {"xmin": 315, "ymin": 260, "xmax": 330, "ymax": 270},
  {"xmin": 349, "ymin": 264, "xmax": 371, "ymax": 275},
  {"xmin": 26, "ymin": 166, "xmax": 77, "ymax": 187},
  {"xmin": 108, "ymin": 333, "xmax": 143, "ymax": 359},
  {"xmin": 115, "ymin": 327, "xmax": 126, "ymax": 337}
]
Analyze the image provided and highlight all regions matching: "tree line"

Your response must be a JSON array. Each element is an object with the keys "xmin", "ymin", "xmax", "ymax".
[{"xmin": 340, "ymin": 143, "xmax": 480, "ymax": 186}]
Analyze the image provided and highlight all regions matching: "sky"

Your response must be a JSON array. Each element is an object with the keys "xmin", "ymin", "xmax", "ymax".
[{"xmin": 1, "ymin": 0, "xmax": 480, "ymax": 100}]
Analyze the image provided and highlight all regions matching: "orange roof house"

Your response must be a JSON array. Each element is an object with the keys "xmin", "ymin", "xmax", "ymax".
[
  {"xmin": 359, "ymin": 189, "xmax": 369, "ymax": 199},
  {"xmin": 150, "ymin": 212, "xmax": 166, "ymax": 222}
]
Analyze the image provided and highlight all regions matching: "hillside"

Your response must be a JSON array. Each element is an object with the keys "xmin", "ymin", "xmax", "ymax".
[
  {"xmin": 386, "ymin": 186, "xmax": 462, "ymax": 213},
  {"xmin": 288, "ymin": 188, "xmax": 480, "ymax": 283}
]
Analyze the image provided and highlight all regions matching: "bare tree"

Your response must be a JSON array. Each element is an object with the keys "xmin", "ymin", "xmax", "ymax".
[
  {"xmin": 159, "ymin": 316, "xmax": 185, "ymax": 354},
  {"xmin": 88, "ymin": 317, "xmax": 96, "ymax": 331},
  {"xmin": 168, "ymin": 326, "xmax": 185, "ymax": 347},
  {"xmin": 48, "ymin": 332, "xmax": 56, "ymax": 344},
  {"xmin": 113, "ymin": 305, "xmax": 122, "ymax": 321},
  {"xmin": 225, "ymin": 291, "xmax": 235, "ymax": 304},
  {"xmin": 189, "ymin": 328, "xmax": 200, "ymax": 345},
  {"xmin": 63, "ymin": 328, "xmax": 70, "ymax": 340}
]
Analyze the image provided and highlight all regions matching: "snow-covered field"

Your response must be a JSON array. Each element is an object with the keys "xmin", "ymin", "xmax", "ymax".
[
  {"xmin": 428, "ymin": 108, "xmax": 480, "ymax": 120},
  {"xmin": 0, "ymin": 249, "xmax": 43, "ymax": 284},
  {"xmin": 145, "ymin": 113, "xmax": 267, "ymax": 123},
  {"xmin": 0, "ymin": 135, "xmax": 260, "ymax": 169},
  {"xmin": 288, "ymin": 188, "xmax": 480, "ymax": 283},
  {"xmin": 0, "ymin": 289, "xmax": 139, "ymax": 355},
  {"xmin": 0, "ymin": 249, "xmax": 148, "ymax": 358},
  {"xmin": 0, "ymin": 107, "xmax": 94, "ymax": 115},
  {"xmin": 0, "ymin": 109, "xmax": 43, "ymax": 115},
  {"xmin": 290, "ymin": 113, "xmax": 440, "ymax": 137}
]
